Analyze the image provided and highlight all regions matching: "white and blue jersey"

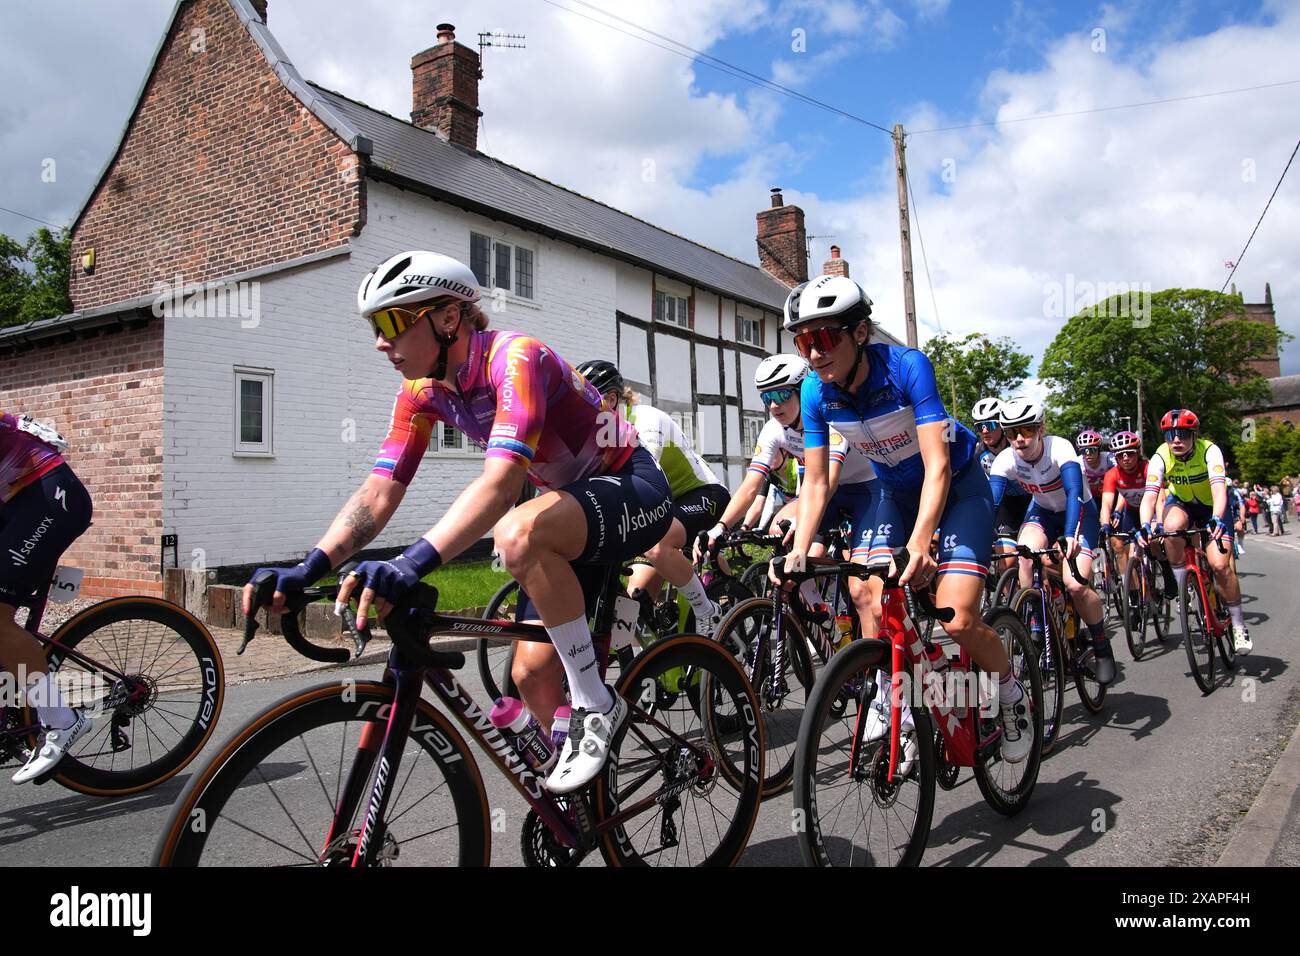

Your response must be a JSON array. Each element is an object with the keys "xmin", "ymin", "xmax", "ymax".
[
  {"xmin": 801, "ymin": 344, "xmax": 993, "ymax": 578},
  {"xmin": 801, "ymin": 344, "xmax": 980, "ymax": 490},
  {"xmin": 979, "ymin": 445, "xmax": 1029, "ymax": 496},
  {"xmin": 989, "ymin": 436, "xmax": 1100, "ymax": 555}
]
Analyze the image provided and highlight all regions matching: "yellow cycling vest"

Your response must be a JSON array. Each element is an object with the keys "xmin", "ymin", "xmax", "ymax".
[{"xmin": 1154, "ymin": 438, "xmax": 1218, "ymax": 507}]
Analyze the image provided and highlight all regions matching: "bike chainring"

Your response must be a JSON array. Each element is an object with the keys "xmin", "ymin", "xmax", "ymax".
[{"xmin": 521, "ymin": 805, "xmax": 582, "ymax": 867}]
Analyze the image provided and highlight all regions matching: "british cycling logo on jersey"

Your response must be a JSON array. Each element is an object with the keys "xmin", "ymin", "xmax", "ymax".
[{"xmin": 858, "ymin": 431, "xmax": 913, "ymax": 458}]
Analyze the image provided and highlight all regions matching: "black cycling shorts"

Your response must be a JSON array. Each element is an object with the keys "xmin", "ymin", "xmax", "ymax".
[
  {"xmin": 515, "ymin": 446, "xmax": 672, "ymax": 622},
  {"xmin": 994, "ymin": 494, "xmax": 1031, "ymax": 544},
  {"xmin": 672, "ymin": 483, "xmax": 731, "ymax": 540},
  {"xmin": 0, "ymin": 463, "xmax": 93, "ymax": 605}
]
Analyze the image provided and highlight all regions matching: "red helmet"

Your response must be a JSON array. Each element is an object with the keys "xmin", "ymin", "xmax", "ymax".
[
  {"xmin": 1076, "ymin": 429, "xmax": 1103, "ymax": 450},
  {"xmin": 1110, "ymin": 430, "xmax": 1141, "ymax": 452},
  {"xmin": 1160, "ymin": 408, "xmax": 1199, "ymax": 431}
]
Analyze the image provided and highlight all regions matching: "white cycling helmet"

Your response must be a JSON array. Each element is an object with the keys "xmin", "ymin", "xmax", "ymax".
[
  {"xmin": 754, "ymin": 354, "xmax": 810, "ymax": 391},
  {"xmin": 998, "ymin": 398, "xmax": 1045, "ymax": 429},
  {"xmin": 786, "ymin": 275, "xmax": 873, "ymax": 332},
  {"xmin": 970, "ymin": 397, "xmax": 1003, "ymax": 423},
  {"xmin": 782, "ymin": 281, "xmax": 810, "ymax": 328},
  {"xmin": 357, "ymin": 250, "xmax": 481, "ymax": 317}
]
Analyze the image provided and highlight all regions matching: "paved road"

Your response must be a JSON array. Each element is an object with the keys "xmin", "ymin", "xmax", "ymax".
[{"xmin": 3, "ymin": 536, "xmax": 1296, "ymax": 866}]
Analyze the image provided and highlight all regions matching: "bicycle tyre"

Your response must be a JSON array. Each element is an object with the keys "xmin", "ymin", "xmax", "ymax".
[
  {"xmin": 793, "ymin": 637, "xmax": 935, "ymax": 867},
  {"xmin": 973, "ymin": 608, "xmax": 1043, "ymax": 816},
  {"xmin": 1123, "ymin": 557, "xmax": 1146, "ymax": 660},
  {"xmin": 707, "ymin": 596, "xmax": 815, "ymax": 797},
  {"xmin": 1180, "ymin": 572, "xmax": 1216, "ymax": 695},
  {"xmin": 1009, "ymin": 587, "xmax": 1063, "ymax": 755},
  {"xmin": 1210, "ymin": 587, "xmax": 1236, "ymax": 671},
  {"xmin": 44, "ymin": 597, "xmax": 224, "ymax": 797},
  {"xmin": 599, "ymin": 635, "xmax": 764, "ymax": 866},
  {"xmin": 476, "ymin": 580, "xmax": 521, "ymax": 702},
  {"xmin": 154, "ymin": 681, "xmax": 491, "ymax": 866},
  {"xmin": 992, "ymin": 564, "xmax": 1019, "ymax": 610}
]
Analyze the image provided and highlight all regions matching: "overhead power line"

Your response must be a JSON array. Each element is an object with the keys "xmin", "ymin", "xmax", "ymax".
[
  {"xmin": 539, "ymin": 0, "xmax": 894, "ymax": 135},
  {"xmin": 1221, "ymin": 137, "xmax": 1299, "ymax": 294},
  {"xmin": 0, "ymin": 205, "xmax": 64, "ymax": 229}
]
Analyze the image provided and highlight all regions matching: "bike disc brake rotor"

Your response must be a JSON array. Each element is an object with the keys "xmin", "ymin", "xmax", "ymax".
[{"xmin": 318, "ymin": 829, "xmax": 399, "ymax": 867}]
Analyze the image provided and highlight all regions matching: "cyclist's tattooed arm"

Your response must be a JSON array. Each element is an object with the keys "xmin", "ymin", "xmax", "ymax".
[{"xmin": 318, "ymin": 475, "xmax": 407, "ymax": 561}]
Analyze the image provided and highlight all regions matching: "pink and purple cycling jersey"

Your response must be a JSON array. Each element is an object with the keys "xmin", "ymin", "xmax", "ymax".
[
  {"xmin": 372, "ymin": 329, "xmax": 636, "ymax": 490},
  {"xmin": 1, "ymin": 412, "xmax": 64, "ymax": 504}
]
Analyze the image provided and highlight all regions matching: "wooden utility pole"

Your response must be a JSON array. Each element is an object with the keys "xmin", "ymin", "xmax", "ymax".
[
  {"xmin": 894, "ymin": 124, "xmax": 918, "ymax": 349},
  {"xmin": 1136, "ymin": 379, "xmax": 1145, "ymax": 447}
]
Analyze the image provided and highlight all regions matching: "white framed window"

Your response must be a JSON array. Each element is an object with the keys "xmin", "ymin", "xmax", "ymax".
[
  {"xmin": 425, "ymin": 420, "xmax": 484, "ymax": 457},
  {"xmin": 655, "ymin": 289, "xmax": 691, "ymax": 328},
  {"xmin": 233, "ymin": 367, "xmax": 273, "ymax": 457},
  {"xmin": 737, "ymin": 309, "xmax": 763, "ymax": 347},
  {"xmin": 670, "ymin": 410, "xmax": 696, "ymax": 448},
  {"xmin": 741, "ymin": 413, "xmax": 765, "ymax": 452},
  {"xmin": 470, "ymin": 231, "xmax": 535, "ymax": 300}
]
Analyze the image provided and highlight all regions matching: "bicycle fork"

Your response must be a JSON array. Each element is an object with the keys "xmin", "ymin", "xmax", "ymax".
[{"xmin": 330, "ymin": 658, "xmax": 425, "ymax": 868}]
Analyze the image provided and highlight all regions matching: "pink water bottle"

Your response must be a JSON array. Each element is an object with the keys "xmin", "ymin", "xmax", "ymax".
[
  {"xmin": 550, "ymin": 705, "xmax": 573, "ymax": 753},
  {"xmin": 489, "ymin": 697, "xmax": 557, "ymax": 773}
]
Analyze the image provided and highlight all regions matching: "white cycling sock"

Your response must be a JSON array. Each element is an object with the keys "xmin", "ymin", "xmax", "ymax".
[
  {"xmin": 676, "ymin": 575, "xmax": 715, "ymax": 617},
  {"xmin": 545, "ymin": 616, "xmax": 613, "ymax": 713},
  {"xmin": 1227, "ymin": 601, "xmax": 1245, "ymax": 629},
  {"xmin": 799, "ymin": 579, "xmax": 824, "ymax": 611},
  {"xmin": 1172, "ymin": 564, "xmax": 1187, "ymax": 589},
  {"xmin": 998, "ymin": 669, "xmax": 1020, "ymax": 706},
  {"xmin": 25, "ymin": 673, "xmax": 76, "ymax": 730}
]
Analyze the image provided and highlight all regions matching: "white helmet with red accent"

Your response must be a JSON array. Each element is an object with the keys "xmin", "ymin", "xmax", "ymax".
[
  {"xmin": 1109, "ymin": 431, "xmax": 1141, "ymax": 453},
  {"xmin": 1076, "ymin": 429, "xmax": 1103, "ymax": 450}
]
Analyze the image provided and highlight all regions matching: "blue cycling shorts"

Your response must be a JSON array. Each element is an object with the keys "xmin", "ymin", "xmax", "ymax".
[
  {"xmin": 865, "ymin": 461, "xmax": 993, "ymax": 579},
  {"xmin": 816, "ymin": 480, "xmax": 879, "ymax": 559},
  {"xmin": 1023, "ymin": 497, "xmax": 1101, "ymax": 557}
]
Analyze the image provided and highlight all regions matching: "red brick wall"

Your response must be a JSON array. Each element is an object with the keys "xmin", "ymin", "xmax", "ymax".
[
  {"xmin": 69, "ymin": 0, "xmax": 364, "ymax": 312},
  {"xmin": 1, "ymin": 323, "xmax": 165, "ymax": 598}
]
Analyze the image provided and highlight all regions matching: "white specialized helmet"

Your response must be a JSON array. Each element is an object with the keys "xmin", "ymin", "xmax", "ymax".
[
  {"xmin": 786, "ymin": 274, "xmax": 872, "ymax": 332},
  {"xmin": 970, "ymin": 397, "xmax": 1003, "ymax": 423},
  {"xmin": 998, "ymin": 398, "xmax": 1045, "ymax": 429},
  {"xmin": 754, "ymin": 354, "xmax": 810, "ymax": 391},
  {"xmin": 357, "ymin": 251, "xmax": 481, "ymax": 317}
]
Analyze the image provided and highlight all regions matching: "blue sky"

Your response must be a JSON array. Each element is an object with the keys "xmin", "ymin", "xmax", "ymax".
[{"xmin": 2, "ymin": 0, "xmax": 1296, "ymax": 381}]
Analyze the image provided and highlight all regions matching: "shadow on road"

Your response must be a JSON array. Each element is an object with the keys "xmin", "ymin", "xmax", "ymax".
[
  {"xmin": 925, "ymin": 770, "xmax": 1119, "ymax": 866},
  {"xmin": 1225, "ymin": 654, "xmax": 1288, "ymax": 684},
  {"xmin": 1046, "ymin": 689, "xmax": 1173, "ymax": 757},
  {"xmin": 0, "ymin": 774, "xmax": 191, "ymax": 849}
]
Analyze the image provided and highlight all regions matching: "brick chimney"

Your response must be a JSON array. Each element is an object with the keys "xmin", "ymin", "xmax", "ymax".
[
  {"xmin": 411, "ymin": 24, "xmax": 482, "ymax": 150},
  {"xmin": 756, "ymin": 187, "xmax": 807, "ymax": 287},
  {"xmin": 822, "ymin": 245, "xmax": 849, "ymax": 278},
  {"xmin": 248, "ymin": 0, "xmax": 267, "ymax": 21}
]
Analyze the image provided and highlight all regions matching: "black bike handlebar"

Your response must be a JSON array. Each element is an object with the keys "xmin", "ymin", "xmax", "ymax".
[
  {"xmin": 770, "ymin": 548, "xmax": 956, "ymax": 624},
  {"xmin": 241, "ymin": 565, "xmax": 466, "ymax": 670},
  {"xmin": 1148, "ymin": 527, "xmax": 1230, "ymax": 554}
]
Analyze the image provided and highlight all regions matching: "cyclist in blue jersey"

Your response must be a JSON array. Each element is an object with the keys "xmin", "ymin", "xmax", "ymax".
[{"xmin": 774, "ymin": 274, "xmax": 1031, "ymax": 764}]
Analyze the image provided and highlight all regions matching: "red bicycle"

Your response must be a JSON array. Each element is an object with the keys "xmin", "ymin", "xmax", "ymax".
[
  {"xmin": 791, "ymin": 548, "xmax": 1043, "ymax": 867},
  {"xmin": 1148, "ymin": 528, "xmax": 1234, "ymax": 694}
]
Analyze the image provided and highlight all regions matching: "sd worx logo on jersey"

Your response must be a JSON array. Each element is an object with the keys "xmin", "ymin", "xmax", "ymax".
[
  {"xmin": 9, "ymin": 515, "xmax": 54, "ymax": 566},
  {"xmin": 617, "ymin": 499, "xmax": 672, "ymax": 542}
]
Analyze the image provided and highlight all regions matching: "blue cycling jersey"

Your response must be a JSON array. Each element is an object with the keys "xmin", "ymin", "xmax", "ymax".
[{"xmin": 801, "ymin": 344, "xmax": 979, "ymax": 491}]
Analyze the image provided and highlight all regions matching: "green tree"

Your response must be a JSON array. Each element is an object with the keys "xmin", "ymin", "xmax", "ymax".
[
  {"xmin": 923, "ymin": 332, "xmax": 1032, "ymax": 422},
  {"xmin": 1234, "ymin": 419, "xmax": 1300, "ymax": 487},
  {"xmin": 1039, "ymin": 289, "xmax": 1289, "ymax": 456},
  {"xmin": 0, "ymin": 227, "xmax": 72, "ymax": 329}
]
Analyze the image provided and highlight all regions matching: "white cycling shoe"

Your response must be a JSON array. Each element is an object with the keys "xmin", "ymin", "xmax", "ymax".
[
  {"xmin": 997, "ymin": 681, "xmax": 1033, "ymax": 764},
  {"xmin": 13, "ymin": 712, "xmax": 90, "ymax": 784},
  {"xmin": 862, "ymin": 680, "xmax": 918, "ymax": 776},
  {"xmin": 545, "ymin": 690, "xmax": 628, "ymax": 795},
  {"xmin": 1233, "ymin": 626, "xmax": 1253, "ymax": 656},
  {"xmin": 695, "ymin": 600, "xmax": 725, "ymax": 639}
]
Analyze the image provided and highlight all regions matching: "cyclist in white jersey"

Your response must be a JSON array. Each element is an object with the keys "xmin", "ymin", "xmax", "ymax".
[
  {"xmin": 576, "ymin": 360, "xmax": 732, "ymax": 635},
  {"xmin": 694, "ymin": 352, "xmax": 881, "ymax": 636},
  {"xmin": 988, "ymin": 400, "xmax": 1114, "ymax": 684}
]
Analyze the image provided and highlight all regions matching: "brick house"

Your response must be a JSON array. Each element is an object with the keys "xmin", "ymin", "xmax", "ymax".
[{"xmin": 0, "ymin": 0, "xmax": 896, "ymax": 598}]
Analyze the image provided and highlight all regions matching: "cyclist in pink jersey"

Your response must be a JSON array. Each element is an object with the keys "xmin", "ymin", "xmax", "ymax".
[
  {"xmin": 244, "ymin": 251, "xmax": 672, "ymax": 794},
  {"xmin": 1, "ymin": 412, "xmax": 95, "ymax": 782}
]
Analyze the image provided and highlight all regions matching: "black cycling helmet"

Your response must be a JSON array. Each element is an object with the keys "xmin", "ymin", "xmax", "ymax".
[{"xmin": 576, "ymin": 359, "xmax": 624, "ymax": 395}]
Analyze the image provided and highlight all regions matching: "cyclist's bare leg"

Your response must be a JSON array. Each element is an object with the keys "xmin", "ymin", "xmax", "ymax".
[
  {"xmin": 640, "ymin": 519, "xmax": 691, "ymax": 590},
  {"xmin": 626, "ymin": 562, "xmax": 663, "ymax": 600},
  {"xmin": 1160, "ymin": 506, "xmax": 1189, "ymax": 567},
  {"xmin": 0, "ymin": 606, "xmax": 49, "ymax": 684},
  {"xmin": 495, "ymin": 490, "xmax": 595, "ymax": 735},
  {"xmin": 1018, "ymin": 522, "xmax": 1048, "ymax": 589},
  {"xmin": 1206, "ymin": 535, "xmax": 1241, "ymax": 603},
  {"xmin": 846, "ymin": 559, "xmax": 879, "ymax": 639},
  {"xmin": 934, "ymin": 572, "xmax": 1011, "ymax": 677}
]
